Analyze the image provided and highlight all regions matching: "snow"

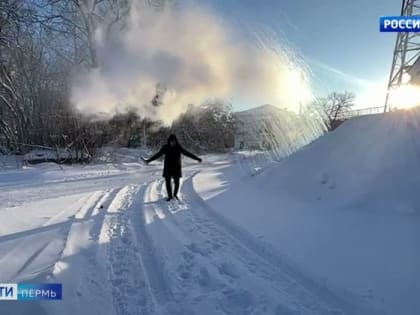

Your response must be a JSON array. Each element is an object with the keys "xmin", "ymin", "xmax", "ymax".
[
  {"xmin": 194, "ymin": 110, "xmax": 420, "ymax": 315},
  {"xmin": 0, "ymin": 110, "xmax": 419, "ymax": 314}
]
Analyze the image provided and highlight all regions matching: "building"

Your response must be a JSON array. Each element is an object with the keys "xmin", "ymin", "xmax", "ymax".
[{"xmin": 233, "ymin": 104, "xmax": 303, "ymax": 151}]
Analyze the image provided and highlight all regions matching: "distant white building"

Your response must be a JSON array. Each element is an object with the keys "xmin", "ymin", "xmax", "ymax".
[{"xmin": 233, "ymin": 104, "xmax": 301, "ymax": 151}]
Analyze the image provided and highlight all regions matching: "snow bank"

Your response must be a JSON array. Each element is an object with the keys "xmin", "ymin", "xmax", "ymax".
[
  {"xmin": 0, "ymin": 154, "xmax": 23, "ymax": 170},
  {"xmin": 194, "ymin": 109, "xmax": 420, "ymax": 315},
  {"xmin": 93, "ymin": 147, "xmax": 149, "ymax": 164}
]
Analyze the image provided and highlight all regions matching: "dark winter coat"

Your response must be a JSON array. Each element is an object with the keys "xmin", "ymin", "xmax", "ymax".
[{"xmin": 147, "ymin": 135, "xmax": 201, "ymax": 178}]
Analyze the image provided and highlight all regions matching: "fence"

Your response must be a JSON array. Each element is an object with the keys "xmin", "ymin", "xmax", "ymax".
[{"xmin": 336, "ymin": 106, "xmax": 384, "ymax": 120}]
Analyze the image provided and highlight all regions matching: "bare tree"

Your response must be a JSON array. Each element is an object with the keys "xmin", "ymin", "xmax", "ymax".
[
  {"xmin": 316, "ymin": 91, "xmax": 355, "ymax": 131},
  {"xmin": 172, "ymin": 100, "xmax": 235, "ymax": 152},
  {"xmin": 0, "ymin": 0, "xmax": 234, "ymax": 161},
  {"xmin": 0, "ymin": 0, "xmax": 131, "ymax": 157}
]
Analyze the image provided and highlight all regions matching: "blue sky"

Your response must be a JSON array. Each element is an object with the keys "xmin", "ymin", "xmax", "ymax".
[{"xmin": 198, "ymin": 0, "xmax": 402, "ymax": 107}]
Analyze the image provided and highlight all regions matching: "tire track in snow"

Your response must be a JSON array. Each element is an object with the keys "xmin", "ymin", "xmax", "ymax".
[
  {"xmin": 4, "ymin": 191, "xmax": 107, "ymax": 282},
  {"xmin": 51, "ymin": 189, "xmax": 116, "ymax": 276},
  {"xmin": 133, "ymin": 175, "xmax": 373, "ymax": 314},
  {"xmin": 132, "ymin": 182, "xmax": 178, "ymax": 312},
  {"xmin": 109, "ymin": 179, "xmax": 211, "ymax": 314},
  {"xmin": 54, "ymin": 189, "xmax": 115, "ymax": 262},
  {"xmin": 75, "ymin": 190, "xmax": 106, "ymax": 219},
  {"xmin": 142, "ymin": 179, "xmax": 203, "ymax": 308},
  {"xmin": 50, "ymin": 175, "xmax": 378, "ymax": 315},
  {"xmin": 99, "ymin": 184, "xmax": 176, "ymax": 315},
  {"xmin": 14, "ymin": 241, "xmax": 51, "ymax": 276},
  {"xmin": 138, "ymin": 178, "xmax": 313, "ymax": 314},
  {"xmin": 180, "ymin": 173, "xmax": 378, "ymax": 315},
  {"xmin": 99, "ymin": 185, "xmax": 148, "ymax": 315},
  {"xmin": 149, "ymin": 178, "xmax": 306, "ymax": 314},
  {"xmin": 46, "ymin": 188, "xmax": 126, "ymax": 315},
  {"xmin": 150, "ymin": 178, "xmax": 235, "ymax": 312}
]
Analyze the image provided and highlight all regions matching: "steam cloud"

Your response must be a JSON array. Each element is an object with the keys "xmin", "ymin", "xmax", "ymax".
[{"xmin": 71, "ymin": 3, "xmax": 313, "ymax": 125}]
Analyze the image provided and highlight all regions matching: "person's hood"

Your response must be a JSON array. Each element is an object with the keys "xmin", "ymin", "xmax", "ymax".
[{"xmin": 167, "ymin": 134, "xmax": 179, "ymax": 145}]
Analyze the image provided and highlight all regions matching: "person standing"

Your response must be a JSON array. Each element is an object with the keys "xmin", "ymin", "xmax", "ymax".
[{"xmin": 143, "ymin": 134, "xmax": 202, "ymax": 201}]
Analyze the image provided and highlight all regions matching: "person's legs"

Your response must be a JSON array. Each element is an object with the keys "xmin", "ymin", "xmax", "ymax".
[
  {"xmin": 164, "ymin": 176, "xmax": 172, "ymax": 200},
  {"xmin": 173, "ymin": 177, "xmax": 180, "ymax": 199}
]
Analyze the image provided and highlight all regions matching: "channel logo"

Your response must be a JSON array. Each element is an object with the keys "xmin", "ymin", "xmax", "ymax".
[
  {"xmin": 380, "ymin": 16, "xmax": 420, "ymax": 32},
  {"xmin": 0, "ymin": 283, "xmax": 62, "ymax": 301}
]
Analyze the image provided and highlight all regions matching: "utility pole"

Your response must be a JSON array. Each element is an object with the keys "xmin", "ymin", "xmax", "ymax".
[{"xmin": 384, "ymin": 0, "xmax": 420, "ymax": 112}]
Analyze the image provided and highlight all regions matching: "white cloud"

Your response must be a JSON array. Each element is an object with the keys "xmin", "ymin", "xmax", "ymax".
[{"xmin": 71, "ymin": 3, "xmax": 313, "ymax": 124}]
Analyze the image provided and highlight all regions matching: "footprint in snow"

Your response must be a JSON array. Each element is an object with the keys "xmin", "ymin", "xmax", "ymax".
[
  {"xmin": 218, "ymin": 262, "xmax": 240, "ymax": 279},
  {"xmin": 186, "ymin": 243, "xmax": 208, "ymax": 257},
  {"xmin": 220, "ymin": 288, "xmax": 255, "ymax": 312},
  {"xmin": 320, "ymin": 173, "xmax": 329, "ymax": 185},
  {"xmin": 198, "ymin": 267, "xmax": 211, "ymax": 287},
  {"xmin": 177, "ymin": 264, "xmax": 192, "ymax": 280},
  {"xmin": 275, "ymin": 304, "xmax": 299, "ymax": 315}
]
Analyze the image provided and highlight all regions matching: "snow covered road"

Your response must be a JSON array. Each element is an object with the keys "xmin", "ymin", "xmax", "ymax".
[
  {"xmin": 0, "ymin": 157, "xmax": 374, "ymax": 315},
  {"xmin": 3, "ymin": 109, "xmax": 420, "ymax": 315}
]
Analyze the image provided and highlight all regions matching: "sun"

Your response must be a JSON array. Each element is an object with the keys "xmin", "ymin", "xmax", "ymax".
[{"xmin": 388, "ymin": 84, "xmax": 420, "ymax": 110}]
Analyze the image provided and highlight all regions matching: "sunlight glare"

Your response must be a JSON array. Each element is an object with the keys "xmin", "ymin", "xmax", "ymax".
[{"xmin": 389, "ymin": 84, "xmax": 420, "ymax": 110}]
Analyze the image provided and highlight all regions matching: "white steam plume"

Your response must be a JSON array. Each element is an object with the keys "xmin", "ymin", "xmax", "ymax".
[{"xmin": 71, "ymin": 3, "xmax": 313, "ymax": 125}]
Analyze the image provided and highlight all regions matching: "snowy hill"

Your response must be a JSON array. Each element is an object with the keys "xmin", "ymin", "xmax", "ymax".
[
  {"xmin": 0, "ymin": 110, "xmax": 419, "ymax": 314},
  {"xmin": 195, "ymin": 109, "xmax": 420, "ymax": 315}
]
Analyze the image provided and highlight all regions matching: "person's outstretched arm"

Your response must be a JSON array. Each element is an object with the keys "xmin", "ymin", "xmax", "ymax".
[
  {"xmin": 180, "ymin": 146, "xmax": 202, "ymax": 162},
  {"xmin": 144, "ymin": 146, "xmax": 166, "ymax": 163}
]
